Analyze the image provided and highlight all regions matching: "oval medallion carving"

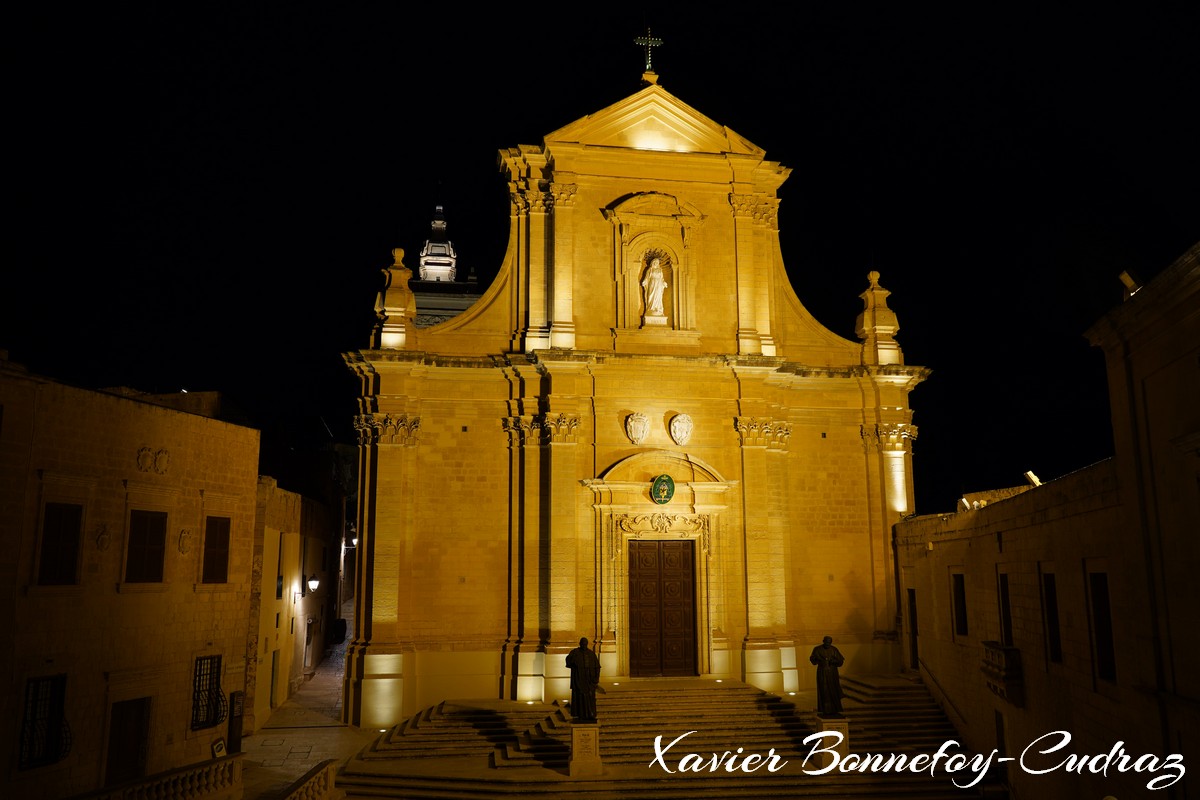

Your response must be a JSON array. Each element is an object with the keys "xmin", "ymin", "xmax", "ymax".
[
  {"xmin": 669, "ymin": 414, "xmax": 693, "ymax": 446},
  {"xmin": 651, "ymin": 474, "xmax": 675, "ymax": 505},
  {"xmin": 625, "ymin": 412, "xmax": 650, "ymax": 445}
]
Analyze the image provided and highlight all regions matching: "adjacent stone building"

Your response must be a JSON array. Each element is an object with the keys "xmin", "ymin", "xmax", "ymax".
[
  {"xmin": 0, "ymin": 359, "xmax": 259, "ymax": 798},
  {"xmin": 0, "ymin": 357, "xmax": 347, "ymax": 797},
  {"xmin": 893, "ymin": 242, "xmax": 1198, "ymax": 798},
  {"xmin": 247, "ymin": 476, "xmax": 337, "ymax": 736},
  {"xmin": 343, "ymin": 72, "xmax": 929, "ymax": 729}
]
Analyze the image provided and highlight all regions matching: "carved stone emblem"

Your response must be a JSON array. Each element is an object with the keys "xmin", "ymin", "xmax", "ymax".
[
  {"xmin": 136, "ymin": 446, "xmax": 171, "ymax": 474},
  {"xmin": 624, "ymin": 412, "xmax": 650, "ymax": 445},
  {"xmin": 651, "ymin": 474, "xmax": 675, "ymax": 505},
  {"xmin": 669, "ymin": 414, "xmax": 693, "ymax": 446}
]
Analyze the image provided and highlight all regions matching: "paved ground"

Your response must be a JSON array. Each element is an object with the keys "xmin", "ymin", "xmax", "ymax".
[
  {"xmin": 239, "ymin": 604, "xmax": 377, "ymax": 800},
  {"xmin": 237, "ymin": 600, "xmax": 826, "ymax": 798}
]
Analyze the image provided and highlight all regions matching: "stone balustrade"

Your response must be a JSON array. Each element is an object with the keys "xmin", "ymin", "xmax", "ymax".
[
  {"xmin": 279, "ymin": 758, "xmax": 344, "ymax": 800},
  {"xmin": 77, "ymin": 754, "xmax": 243, "ymax": 800}
]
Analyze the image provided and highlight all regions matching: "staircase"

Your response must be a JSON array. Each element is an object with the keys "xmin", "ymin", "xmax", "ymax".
[
  {"xmin": 491, "ymin": 681, "xmax": 811, "ymax": 770},
  {"xmin": 839, "ymin": 673, "xmax": 965, "ymax": 755},
  {"xmin": 335, "ymin": 676, "xmax": 1007, "ymax": 799}
]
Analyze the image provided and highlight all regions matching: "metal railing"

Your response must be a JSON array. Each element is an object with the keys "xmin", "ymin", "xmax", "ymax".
[{"xmin": 916, "ymin": 657, "xmax": 969, "ymax": 725}]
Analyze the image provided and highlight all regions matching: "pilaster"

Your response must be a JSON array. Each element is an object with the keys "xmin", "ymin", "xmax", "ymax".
[
  {"xmin": 735, "ymin": 415, "xmax": 789, "ymax": 692},
  {"xmin": 731, "ymin": 193, "xmax": 763, "ymax": 354},
  {"xmin": 861, "ymin": 418, "xmax": 917, "ymax": 639},
  {"xmin": 523, "ymin": 189, "xmax": 551, "ymax": 350},
  {"xmin": 344, "ymin": 411, "xmax": 421, "ymax": 728},
  {"xmin": 549, "ymin": 182, "xmax": 578, "ymax": 348}
]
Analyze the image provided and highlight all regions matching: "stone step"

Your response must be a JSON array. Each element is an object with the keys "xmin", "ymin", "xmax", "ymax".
[
  {"xmin": 338, "ymin": 676, "xmax": 1008, "ymax": 799},
  {"xmin": 337, "ymin": 769, "xmax": 995, "ymax": 799},
  {"xmin": 495, "ymin": 731, "xmax": 818, "ymax": 769}
]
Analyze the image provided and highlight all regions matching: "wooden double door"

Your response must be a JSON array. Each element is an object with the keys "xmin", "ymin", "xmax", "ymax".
[{"xmin": 629, "ymin": 540, "xmax": 697, "ymax": 677}]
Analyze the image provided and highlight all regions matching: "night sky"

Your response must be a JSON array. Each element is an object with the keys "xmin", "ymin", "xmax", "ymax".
[{"xmin": 7, "ymin": 6, "xmax": 1199, "ymax": 513}]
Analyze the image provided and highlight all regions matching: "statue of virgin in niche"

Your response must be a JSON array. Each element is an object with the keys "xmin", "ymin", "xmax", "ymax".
[{"xmin": 641, "ymin": 257, "xmax": 668, "ymax": 317}]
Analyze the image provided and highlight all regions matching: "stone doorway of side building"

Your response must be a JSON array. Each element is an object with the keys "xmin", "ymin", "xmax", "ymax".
[{"xmin": 628, "ymin": 539, "xmax": 697, "ymax": 677}]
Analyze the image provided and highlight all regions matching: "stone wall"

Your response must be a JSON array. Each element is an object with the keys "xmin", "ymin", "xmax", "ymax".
[{"xmin": 1, "ymin": 362, "xmax": 259, "ymax": 797}]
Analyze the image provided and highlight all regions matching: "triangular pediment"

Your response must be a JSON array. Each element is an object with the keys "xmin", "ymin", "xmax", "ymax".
[{"xmin": 546, "ymin": 82, "xmax": 763, "ymax": 155}]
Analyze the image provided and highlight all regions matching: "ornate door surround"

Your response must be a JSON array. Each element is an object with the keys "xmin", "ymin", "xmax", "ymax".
[{"xmin": 582, "ymin": 451, "xmax": 735, "ymax": 678}]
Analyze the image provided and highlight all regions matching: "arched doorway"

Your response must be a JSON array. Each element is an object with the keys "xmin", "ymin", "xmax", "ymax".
[{"xmin": 583, "ymin": 451, "xmax": 736, "ymax": 679}]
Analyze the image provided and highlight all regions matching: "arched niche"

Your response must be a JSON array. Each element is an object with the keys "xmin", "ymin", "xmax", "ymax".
[{"xmin": 603, "ymin": 193, "xmax": 705, "ymax": 334}]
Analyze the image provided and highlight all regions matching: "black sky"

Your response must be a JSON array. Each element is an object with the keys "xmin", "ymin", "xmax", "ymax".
[{"xmin": 7, "ymin": 6, "xmax": 1199, "ymax": 512}]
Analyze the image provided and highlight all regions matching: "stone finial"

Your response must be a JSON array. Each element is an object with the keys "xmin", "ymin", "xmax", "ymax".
[
  {"xmin": 855, "ymin": 271, "xmax": 903, "ymax": 366},
  {"xmin": 374, "ymin": 248, "xmax": 415, "ymax": 349}
]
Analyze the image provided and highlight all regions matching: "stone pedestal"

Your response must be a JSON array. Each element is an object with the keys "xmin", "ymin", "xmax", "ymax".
[
  {"xmin": 569, "ymin": 723, "xmax": 603, "ymax": 777},
  {"xmin": 814, "ymin": 714, "xmax": 850, "ymax": 769}
]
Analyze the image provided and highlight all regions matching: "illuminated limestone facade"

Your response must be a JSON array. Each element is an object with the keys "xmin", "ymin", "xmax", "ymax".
[
  {"xmin": 344, "ymin": 74, "xmax": 929, "ymax": 729},
  {"xmin": 248, "ymin": 476, "xmax": 336, "ymax": 735}
]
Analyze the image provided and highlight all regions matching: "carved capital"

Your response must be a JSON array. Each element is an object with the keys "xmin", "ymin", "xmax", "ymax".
[
  {"xmin": 767, "ymin": 421, "xmax": 791, "ymax": 449},
  {"xmin": 735, "ymin": 417, "xmax": 766, "ymax": 447},
  {"xmin": 353, "ymin": 415, "xmax": 374, "ymax": 446},
  {"xmin": 541, "ymin": 413, "xmax": 580, "ymax": 444},
  {"xmin": 759, "ymin": 197, "xmax": 780, "ymax": 227},
  {"xmin": 549, "ymin": 182, "xmax": 577, "ymax": 208},
  {"xmin": 879, "ymin": 422, "xmax": 917, "ymax": 452},
  {"xmin": 729, "ymin": 194, "xmax": 778, "ymax": 226},
  {"xmin": 736, "ymin": 417, "xmax": 788, "ymax": 448},
  {"xmin": 503, "ymin": 416, "xmax": 539, "ymax": 446},
  {"xmin": 355, "ymin": 413, "xmax": 420, "ymax": 446},
  {"xmin": 730, "ymin": 193, "xmax": 757, "ymax": 217},
  {"xmin": 506, "ymin": 413, "xmax": 580, "ymax": 445},
  {"xmin": 861, "ymin": 422, "xmax": 917, "ymax": 453}
]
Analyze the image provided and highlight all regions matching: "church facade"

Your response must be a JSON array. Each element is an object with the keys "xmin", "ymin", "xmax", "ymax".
[{"xmin": 343, "ymin": 73, "xmax": 928, "ymax": 729}]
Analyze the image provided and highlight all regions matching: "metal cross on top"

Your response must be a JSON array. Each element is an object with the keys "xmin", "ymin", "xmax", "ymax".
[{"xmin": 634, "ymin": 27, "xmax": 663, "ymax": 71}]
